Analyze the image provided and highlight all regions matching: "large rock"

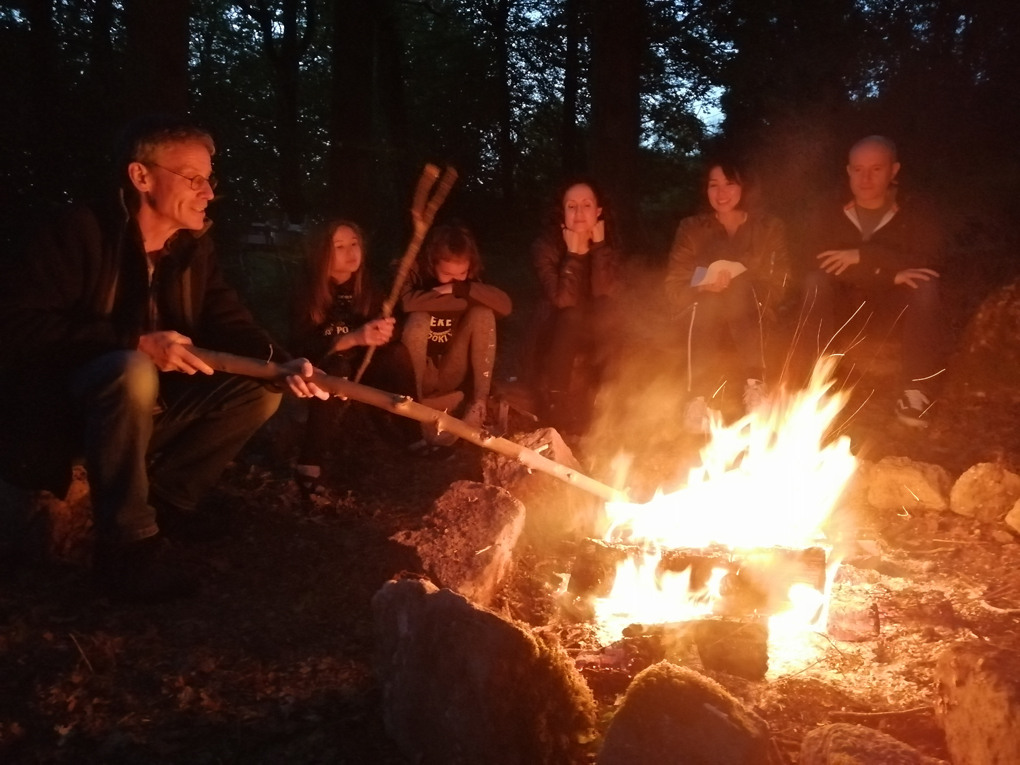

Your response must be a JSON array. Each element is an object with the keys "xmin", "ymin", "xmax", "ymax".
[
  {"xmin": 1004, "ymin": 498, "xmax": 1020, "ymax": 535},
  {"xmin": 373, "ymin": 576, "xmax": 596, "ymax": 765},
  {"xmin": 598, "ymin": 661, "xmax": 769, "ymax": 765},
  {"xmin": 0, "ymin": 467, "xmax": 92, "ymax": 567},
  {"xmin": 391, "ymin": 480, "xmax": 525, "ymax": 607},
  {"xmin": 801, "ymin": 723, "xmax": 942, "ymax": 764},
  {"xmin": 949, "ymin": 463, "xmax": 1020, "ymax": 522},
  {"xmin": 863, "ymin": 457, "xmax": 951, "ymax": 512},
  {"xmin": 482, "ymin": 428, "xmax": 601, "ymax": 546},
  {"xmin": 955, "ymin": 280, "xmax": 1020, "ymax": 385},
  {"xmin": 935, "ymin": 640, "xmax": 1020, "ymax": 765}
]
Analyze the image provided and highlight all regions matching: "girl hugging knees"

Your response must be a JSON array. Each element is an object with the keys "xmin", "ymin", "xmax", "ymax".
[{"xmin": 400, "ymin": 223, "xmax": 512, "ymax": 443}]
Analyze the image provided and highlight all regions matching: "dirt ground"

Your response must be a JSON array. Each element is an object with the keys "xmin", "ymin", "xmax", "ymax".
[{"xmin": 3, "ymin": 286, "xmax": 1020, "ymax": 764}]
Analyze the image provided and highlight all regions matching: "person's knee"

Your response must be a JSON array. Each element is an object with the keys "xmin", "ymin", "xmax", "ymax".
[
  {"xmin": 233, "ymin": 377, "xmax": 282, "ymax": 425},
  {"xmin": 904, "ymin": 278, "xmax": 941, "ymax": 313},
  {"xmin": 255, "ymin": 384, "xmax": 282, "ymax": 423},
  {"xmin": 464, "ymin": 305, "xmax": 496, "ymax": 331},
  {"xmin": 403, "ymin": 312, "xmax": 431, "ymax": 332},
  {"xmin": 802, "ymin": 270, "xmax": 833, "ymax": 301},
  {"xmin": 401, "ymin": 312, "xmax": 431, "ymax": 346},
  {"xmin": 110, "ymin": 351, "xmax": 159, "ymax": 409}
]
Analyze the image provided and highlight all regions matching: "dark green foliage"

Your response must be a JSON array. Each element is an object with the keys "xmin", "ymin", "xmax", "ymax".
[{"xmin": 2, "ymin": 0, "xmax": 1020, "ymax": 284}]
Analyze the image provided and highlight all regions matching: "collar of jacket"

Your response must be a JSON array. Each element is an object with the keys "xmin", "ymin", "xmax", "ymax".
[{"xmin": 842, "ymin": 195, "xmax": 900, "ymax": 238}]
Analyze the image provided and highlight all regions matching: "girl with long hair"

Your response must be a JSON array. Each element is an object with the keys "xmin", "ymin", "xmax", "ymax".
[{"xmin": 290, "ymin": 220, "xmax": 416, "ymax": 493}]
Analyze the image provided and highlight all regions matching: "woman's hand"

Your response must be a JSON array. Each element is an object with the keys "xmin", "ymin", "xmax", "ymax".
[
  {"xmin": 432, "ymin": 283, "xmax": 454, "ymax": 295},
  {"xmin": 357, "ymin": 317, "xmax": 395, "ymax": 347},
  {"xmin": 562, "ymin": 226, "xmax": 591, "ymax": 255},
  {"xmin": 591, "ymin": 220, "xmax": 605, "ymax": 244}
]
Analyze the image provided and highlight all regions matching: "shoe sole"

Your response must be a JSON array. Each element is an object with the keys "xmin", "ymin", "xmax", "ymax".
[{"xmin": 896, "ymin": 412, "xmax": 930, "ymax": 429}]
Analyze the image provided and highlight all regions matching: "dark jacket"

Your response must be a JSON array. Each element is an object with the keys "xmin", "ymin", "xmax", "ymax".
[
  {"xmin": 0, "ymin": 199, "xmax": 280, "ymax": 493},
  {"xmin": 801, "ymin": 194, "xmax": 943, "ymax": 290},
  {"xmin": 290, "ymin": 281, "xmax": 378, "ymax": 365},
  {"xmin": 532, "ymin": 234, "xmax": 622, "ymax": 311},
  {"xmin": 665, "ymin": 211, "xmax": 789, "ymax": 311}
]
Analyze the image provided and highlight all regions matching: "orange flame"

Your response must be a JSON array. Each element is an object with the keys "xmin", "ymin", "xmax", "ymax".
[{"xmin": 590, "ymin": 358, "xmax": 856, "ymax": 643}]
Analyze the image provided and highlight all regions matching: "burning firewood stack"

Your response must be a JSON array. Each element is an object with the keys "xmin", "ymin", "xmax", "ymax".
[{"xmin": 369, "ymin": 359, "xmax": 1020, "ymax": 764}]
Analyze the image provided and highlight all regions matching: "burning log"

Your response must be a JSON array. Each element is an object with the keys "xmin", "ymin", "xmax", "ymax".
[
  {"xmin": 691, "ymin": 619, "xmax": 769, "ymax": 680},
  {"xmin": 620, "ymin": 618, "xmax": 769, "ymax": 681},
  {"xmin": 567, "ymin": 539, "xmax": 632, "ymax": 598},
  {"xmin": 567, "ymin": 539, "xmax": 827, "ymax": 617},
  {"xmin": 188, "ymin": 346, "xmax": 628, "ymax": 504}
]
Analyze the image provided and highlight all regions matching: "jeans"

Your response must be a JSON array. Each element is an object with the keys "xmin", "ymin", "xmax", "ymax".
[
  {"xmin": 685, "ymin": 276, "xmax": 765, "ymax": 395},
  {"xmin": 801, "ymin": 270, "xmax": 944, "ymax": 389},
  {"xmin": 69, "ymin": 350, "xmax": 281, "ymax": 543}
]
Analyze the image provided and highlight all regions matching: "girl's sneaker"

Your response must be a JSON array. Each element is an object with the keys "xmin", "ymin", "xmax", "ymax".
[
  {"xmin": 684, "ymin": 396, "xmax": 713, "ymax": 434},
  {"xmin": 742, "ymin": 379, "xmax": 770, "ymax": 414}
]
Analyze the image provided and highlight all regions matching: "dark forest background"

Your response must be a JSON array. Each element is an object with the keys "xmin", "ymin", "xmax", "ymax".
[{"xmin": 2, "ymin": 0, "xmax": 1020, "ymax": 331}]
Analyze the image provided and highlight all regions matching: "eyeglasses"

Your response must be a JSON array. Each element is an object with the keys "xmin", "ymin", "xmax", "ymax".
[{"xmin": 147, "ymin": 163, "xmax": 218, "ymax": 191}]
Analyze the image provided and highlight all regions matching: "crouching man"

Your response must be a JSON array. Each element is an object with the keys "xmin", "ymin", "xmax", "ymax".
[{"xmin": 0, "ymin": 116, "xmax": 326, "ymax": 602}]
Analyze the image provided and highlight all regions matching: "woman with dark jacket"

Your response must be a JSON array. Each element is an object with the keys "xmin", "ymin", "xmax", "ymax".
[
  {"xmin": 530, "ymin": 179, "xmax": 623, "ymax": 431},
  {"xmin": 290, "ymin": 219, "xmax": 416, "ymax": 494},
  {"xmin": 665, "ymin": 161, "xmax": 789, "ymax": 434}
]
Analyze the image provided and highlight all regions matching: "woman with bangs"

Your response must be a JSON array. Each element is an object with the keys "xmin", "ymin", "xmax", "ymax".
[
  {"xmin": 290, "ymin": 219, "xmax": 417, "ymax": 494},
  {"xmin": 665, "ymin": 160, "xmax": 789, "ymax": 434}
]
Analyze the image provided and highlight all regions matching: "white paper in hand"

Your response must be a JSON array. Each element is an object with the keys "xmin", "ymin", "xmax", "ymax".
[{"xmin": 690, "ymin": 259, "xmax": 747, "ymax": 287}]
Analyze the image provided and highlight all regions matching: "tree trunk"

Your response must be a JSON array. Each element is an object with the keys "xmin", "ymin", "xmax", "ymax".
[
  {"xmin": 26, "ymin": 0, "xmax": 61, "ymax": 199},
  {"xmin": 124, "ymin": 0, "xmax": 190, "ymax": 118},
  {"xmin": 245, "ymin": 0, "xmax": 316, "ymax": 224},
  {"xmin": 561, "ymin": 0, "xmax": 582, "ymax": 176},
  {"xmin": 88, "ymin": 0, "xmax": 120, "ymax": 147},
  {"xmin": 277, "ymin": 0, "xmax": 306, "ymax": 224},
  {"xmin": 589, "ymin": 0, "xmax": 643, "ymax": 250},
  {"xmin": 491, "ymin": 0, "xmax": 516, "ymax": 205},
  {"xmin": 378, "ymin": 3, "xmax": 410, "ymax": 183},
  {"xmin": 329, "ymin": 0, "xmax": 377, "ymax": 225}
]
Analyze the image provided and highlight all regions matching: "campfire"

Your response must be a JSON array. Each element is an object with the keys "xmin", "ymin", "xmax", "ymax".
[{"xmin": 564, "ymin": 358, "xmax": 859, "ymax": 677}]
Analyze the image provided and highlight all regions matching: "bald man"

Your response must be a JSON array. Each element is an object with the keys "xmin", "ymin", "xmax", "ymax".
[{"xmin": 801, "ymin": 136, "xmax": 944, "ymax": 428}]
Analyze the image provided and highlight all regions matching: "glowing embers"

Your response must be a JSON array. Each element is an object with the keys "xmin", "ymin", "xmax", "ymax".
[{"xmin": 571, "ymin": 358, "xmax": 856, "ymax": 652}]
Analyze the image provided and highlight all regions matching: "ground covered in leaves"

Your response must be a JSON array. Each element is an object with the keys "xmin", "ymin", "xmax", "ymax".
[{"xmin": 4, "ymin": 285, "xmax": 1020, "ymax": 763}]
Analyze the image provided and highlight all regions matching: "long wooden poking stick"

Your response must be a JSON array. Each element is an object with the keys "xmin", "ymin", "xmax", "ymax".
[
  {"xmin": 190, "ymin": 346, "xmax": 629, "ymax": 504},
  {"xmin": 353, "ymin": 163, "xmax": 459, "ymax": 384}
]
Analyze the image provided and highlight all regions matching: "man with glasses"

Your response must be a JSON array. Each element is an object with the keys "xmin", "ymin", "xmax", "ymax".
[{"xmin": 0, "ymin": 115, "xmax": 326, "ymax": 602}]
